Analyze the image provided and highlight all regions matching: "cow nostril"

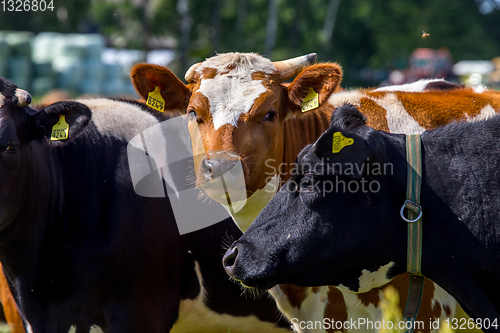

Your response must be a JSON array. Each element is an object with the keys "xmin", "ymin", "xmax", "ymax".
[
  {"xmin": 223, "ymin": 246, "xmax": 239, "ymax": 272},
  {"xmin": 200, "ymin": 157, "xmax": 214, "ymax": 180}
]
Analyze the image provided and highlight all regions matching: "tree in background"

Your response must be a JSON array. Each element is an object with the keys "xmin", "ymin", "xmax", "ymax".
[{"xmin": 1, "ymin": 0, "xmax": 500, "ymax": 86}]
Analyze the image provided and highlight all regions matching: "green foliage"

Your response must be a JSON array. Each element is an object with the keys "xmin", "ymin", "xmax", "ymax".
[{"xmin": 1, "ymin": 0, "xmax": 500, "ymax": 86}]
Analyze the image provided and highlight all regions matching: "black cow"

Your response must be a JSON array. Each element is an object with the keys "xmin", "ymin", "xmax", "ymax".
[
  {"xmin": 223, "ymin": 104, "xmax": 500, "ymax": 330},
  {"xmin": 0, "ymin": 78, "xmax": 288, "ymax": 332}
]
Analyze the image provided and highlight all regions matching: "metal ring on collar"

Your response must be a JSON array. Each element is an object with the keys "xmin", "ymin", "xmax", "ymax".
[{"xmin": 400, "ymin": 201, "xmax": 423, "ymax": 223}]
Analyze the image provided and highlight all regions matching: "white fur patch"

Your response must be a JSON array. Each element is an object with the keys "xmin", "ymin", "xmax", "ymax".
[
  {"xmin": 197, "ymin": 75, "xmax": 268, "ymax": 130},
  {"xmin": 194, "ymin": 54, "xmax": 276, "ymax": 130},
  {"xmin": 467, "ymin": 104, "xmax": 497, "ymax": 122},
  {"xmin": 171, "ymin": 261, "xmax": 288, "ymax": 333},
  {"xmin": 370, "ymin": 94, "xmax": 426, "ymax": 134},
  {"xmin": 432, "ymin": 283, "xmax": 458, "ymax": 319},
  {"xmin": 270, "ymin": 286, "xmax": 331, "ymax": 333},
  {"xmin": 222, "ymin": 174, "xmax": 280, "ymax": 232},
  {"xmin": 76, "ymin": 98, "xmax": 161, "ymax": 142},
  {"xmin": 340, "ymin": 288, "xmax": 384, "ymax": 333},
  {"xmin": 473, "ymin": 84, "xmax": 487, "ymax": 94},
  {"xmin": 357, "ymin": 262, "xmax": 395, "ymax": 293},
  {"xmin": 68, "ymin": 325, "xmax": 103, "ymax": 333},
  {"xmin": 327, "ymin": 90, "xmax": 365, "ymax": 108},
  {"xmin": 374, "ymin": 79, "xmax": 446, "ymax": 93},
  {"xmin": 0, "ymin": 94, "xmax": 5, "ymax": 107}
]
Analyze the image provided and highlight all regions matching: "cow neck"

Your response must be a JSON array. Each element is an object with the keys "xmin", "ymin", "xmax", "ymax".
[
  {"xmin": 282, "ymin": 108, "xmax": 331, "ymax": 182},
  {"xmin": 222, "ymin": 174, "xmax": 280, "ymax": 232}
]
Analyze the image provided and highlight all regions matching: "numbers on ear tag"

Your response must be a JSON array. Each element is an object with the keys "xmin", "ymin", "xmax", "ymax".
[
  {"xmin": 302, "ymin": 87, "xmax": 319, "ymax": 112},
  {"xmin": 147, "ymin": 86, "xmax": 165, "ymax": 112},
  {"xmin": 332, "ymin": 132, "xmax": 354, "ymax": 153},
  {"xmin": 51, "ymin": 115, "xmax": 70, "ymax": 141}
]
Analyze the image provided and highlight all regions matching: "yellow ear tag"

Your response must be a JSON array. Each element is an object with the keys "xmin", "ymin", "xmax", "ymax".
[
  {"xmin": 50, "ymin": 115, "xmax": 70, "ymax": 141},
  {"xmin": 147, "ymin": 86, "xmax": 165, "ymax": 112},
  {"xmin": 332, "ymin": 131, "xmax": 354, "ymax": 153},
  {"xmin": 301, "ymin": 87, "xmax": 319, "ymax": 112}
]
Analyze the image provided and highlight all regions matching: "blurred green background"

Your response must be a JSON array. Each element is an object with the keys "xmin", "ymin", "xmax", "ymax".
[{"xmin": 0, "ymin": 0, "xmax": 500, "ymax": 99}]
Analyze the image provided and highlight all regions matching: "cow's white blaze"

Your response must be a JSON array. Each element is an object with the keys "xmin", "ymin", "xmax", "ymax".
[
  {"xmin": 194, "ymin": 53, "xmax": 276, "ymax": 130},
  {"xmin": 372, "ymin": 94, "xmax": 426, "ymax": 134},
  {"xmin": 374, "ymin": 79, "xmax": 447, "ymax": 93},
  {"xmin": 357, "ymin": 262, "xmax": 395, "ymax": 293},
  {"xmin": 171, "ymin": 261, "xmax": 288, "ymax": 333}
]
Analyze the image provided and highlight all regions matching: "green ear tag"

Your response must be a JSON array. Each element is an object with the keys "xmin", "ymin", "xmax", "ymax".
[
  {"xmin": 147, "ymin": 86, "xmax": 165, "ymax": 112},
  {"xmin": 50, "ymin": 115, "xmax": 70, "ymax": 141},
  {"xmin": 332, "ymin": 131, "xmax": 354, "ymax": 153},
  {"xmin": 301, "ymin": 87, "xmax": 319, "ymax": 112}
]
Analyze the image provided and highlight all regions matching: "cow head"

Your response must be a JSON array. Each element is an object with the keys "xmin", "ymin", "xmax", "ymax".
[
  {"xmin": 131, "ymin": 53, "xmax": 342, "ymax": 229},
  {"xmin": 0, "ymin": 78, "xmax": 91, "ymax": 231},
  {"xmin": 222, "ymin": 105, "xmax": 408, "ymax": 291}
]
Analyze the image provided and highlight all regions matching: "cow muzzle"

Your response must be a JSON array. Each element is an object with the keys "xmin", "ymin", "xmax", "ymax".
[
  {"xmin": 198, "ymin": 151, "xmax": 241, "ymax": 181},
  {"xmin": 223, "ymin": 243, "xmax": 278, "ymax": 290},
  {"xmin": 196, "ymin": 150, "xmax": 247, "ymax": 205}
]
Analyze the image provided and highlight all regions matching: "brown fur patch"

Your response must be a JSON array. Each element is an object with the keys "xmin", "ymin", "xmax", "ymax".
[
  {"xmin": 201, "ymin": 67, "xmax": 218, "ymax": 80},
  {"xmin": 357, "ymin": 287, "xmax": 382, "ymax": 307},
  {"xmin": 351, "ymin": 274, "xmax": 443, "ymax": 333},
  {"xmin": 443, "ymin": 305, "xmax": 451, "ymax": 317},
  {"xmin": 358, "ymin": 97, "xmax": 390, "ymax": 132},
  {"xmin": 0, "ymin": 265, "xmax": 25, "ymax": 333},
  {"xmin": 325, "ymin": 287, "xmax": 348, "ymax": 333},
  {"xmin": 280, "ymin": 284, "xmax": 309, "ymax": 309},
  {"xmin": 251, "ymin": 71, "xmax": 269, "ymax": 81},
  {"xmin": 282, "ymin": 107, "xmax": 331, "ymax": 182}
]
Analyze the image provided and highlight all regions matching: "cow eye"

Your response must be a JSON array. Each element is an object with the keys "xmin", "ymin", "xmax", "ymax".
[
  {"xmin": 187, "ymin": 109, "xmax": 204, "ymax": 124},
  {"xmin": 299, "ymin": 174, "xmax": 316, "ymax": 191},
  {"xmin": 263, "ymin": 111, "xmax": 277, "ymax": 122},
  {"xmin": 6, "ymin": 145, "xmax": 16, "ymax": 153}
]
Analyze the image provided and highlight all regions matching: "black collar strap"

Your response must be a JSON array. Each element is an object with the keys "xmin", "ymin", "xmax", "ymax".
[{"xmin": 400, "ymin": 134, "xmax": 424, "ymax": 333}]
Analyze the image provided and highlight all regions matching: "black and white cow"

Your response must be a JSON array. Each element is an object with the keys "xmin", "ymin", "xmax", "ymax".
[
  {"xmin": 0, "ymin": 78, "xmax": 288, "ymax": 332},
  {"xmin": 223, "ymin": 104, "xmax": 500, "ymax": 330}
]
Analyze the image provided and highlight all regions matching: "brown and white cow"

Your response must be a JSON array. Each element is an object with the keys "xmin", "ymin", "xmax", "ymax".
[{"xmin": 131, "ymin": 53, "xmax": 499, "ymax": 332}]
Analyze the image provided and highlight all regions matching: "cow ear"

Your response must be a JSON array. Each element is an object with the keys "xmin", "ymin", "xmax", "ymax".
[
  {"xmin": 286, "ymin": 63, "xmax": 342, "ymax": 117},
  {"xmin": 131, "ymin": 63, "xmax": 191, "ymax": 113},
  {"xmin": 313, "ymin": 126, "xmax": 381, "ymax": 179},
  {"xmin": 31, "ymin": 101, "xmax": 91, "ymax": 142}
]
